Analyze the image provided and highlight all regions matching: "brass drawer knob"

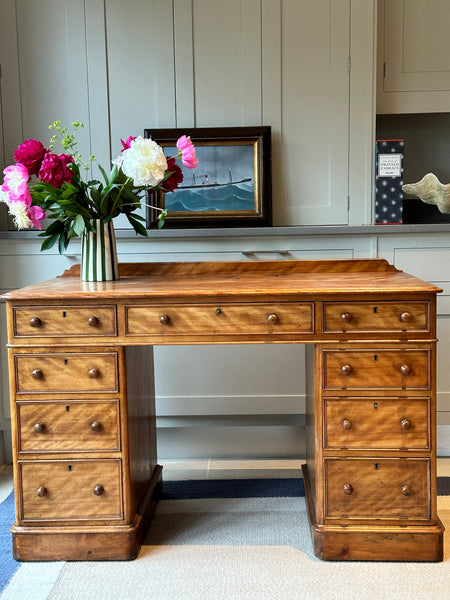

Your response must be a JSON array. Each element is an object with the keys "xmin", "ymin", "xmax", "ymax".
[
  {"xmin": 36, "ymin": 486, "xmax": 47, "ymax": 497},
  {"xmin": 400, "ymin": 311, "xmax": 412, "ymax": 323},
  {"xmin": 88, "ymin": 316, "xmax": 99, "ymax": 327},
  {"xmin": 93, "ymin": 484, "xmax": 104, "ymax": 496},
  {"xmin": 342, "ymin": 419, "xmax": 352, "ymax": 430},
  {"xmin": 91, "ymin": 421, "xmax": 102, "ymax": 432},
  {"xmin": 34, "ymin": 422, "xmax": 46, "ymax": 433},
  {"xmin": 160, "ymin": 315, "xmax": 171, "ymax": 325},
  {"xmin": 343, "ymin": 483, "xmax": 353, "ymax": 495},
  {"xmin": 29, "ymin": 317, "xmax": 42, "ymax": 328},
  {"xmin": 341, "ymin": 364, "xmax": 353, "ymax": 375},
  {"xmin": 32, "ymin": 368, "xmax": 43, "ymax": 380},
  {"xmin": 341, "ymin": 313, "xmax": 353, "ymax": 323},
  {"xmin": 400, "ymin": 418, "xmax": 411, "ymax": 430},
  {"xmin": 89, "ymin": 368, "xmax": 100, "ymax": 379},
  {"xmin": 267, "ymin": 313, "xmax": 279, "ymax": 323},
  {"xmin": 401, "ymin": 485, "xmax": 411, "ymax": 496},
  {"xmin": 400, "ymin": 363, "xmax": 410, "ymax": 375}
]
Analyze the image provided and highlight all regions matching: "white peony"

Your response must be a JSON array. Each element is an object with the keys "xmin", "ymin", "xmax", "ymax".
[
  {"xmin": 9, "ymin": 200, "xmax": 31, "ymax": 229},
  {"xmin": 121, "ymin": 136, "xmax": 168, "ymax": 187}
]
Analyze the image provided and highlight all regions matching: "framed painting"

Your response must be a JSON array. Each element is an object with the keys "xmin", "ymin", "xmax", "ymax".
[{"xmin": 144, "ymin": 126, "xmax": 272, "ymax": 228}]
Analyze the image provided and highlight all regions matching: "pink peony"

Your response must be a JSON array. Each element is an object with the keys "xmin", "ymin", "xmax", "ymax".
[
  {"xmin": 2, "ymin": 164, "xmax": 30, "ymax": 201},
  {"xmin": 28, "ymin": 205, "xmax": 46, "ymax": 229},
  {"xmin": 38, "ymin": 153, "xmax": 74, "ymax": 188},
  {"xmin": 14, "ymin": 139, "xmax": 47, "ymax": 175},
  {"xmin": 121, "ymin": 136, "xmax": 137, "ymax": 152},
  {"xmin": 163, "ymin": 157, "xmax": 184, "ymax": 192},
  {"xmin": 176, "ymin": 135, "xmax": 198, "ymax": 169}
]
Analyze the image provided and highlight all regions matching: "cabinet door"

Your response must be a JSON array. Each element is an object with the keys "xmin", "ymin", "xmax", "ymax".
[{"xmin": 378, "ymin": 0, "xmax": 450, "ymax": 113}]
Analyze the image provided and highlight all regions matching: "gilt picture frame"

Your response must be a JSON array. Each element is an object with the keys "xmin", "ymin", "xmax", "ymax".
[{"xmin": 144, "ymin": 126, "xmax": 272, "ymax": 228}]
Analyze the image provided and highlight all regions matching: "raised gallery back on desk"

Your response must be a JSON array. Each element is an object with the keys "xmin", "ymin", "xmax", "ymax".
[{"xmin": 2, "ymin": 259, "xmax": 444, "ymax": 561}]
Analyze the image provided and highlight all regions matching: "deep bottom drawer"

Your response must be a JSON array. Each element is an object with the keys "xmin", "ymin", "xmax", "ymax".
[
  {"xmin": 324, "ymin": 458, "xmax": 430, "ymax": 522},
  {"xmin": 19, "ymin": 459, "xmax": 123, "ymax": 522}
]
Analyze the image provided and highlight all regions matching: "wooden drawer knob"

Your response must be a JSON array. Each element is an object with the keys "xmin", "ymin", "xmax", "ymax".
[
  {"xmin": 29, "ymin": 317, "xmax": 42, "ymax": 328},
  {"xmin": 343, "ymin": 483, "xmax": 353, "ymax": 495},
  {"xmin": 341, "ymin": 364, "xmax": 353, "ymax": 375},
  {"xmin": 267, "ymin": 313, "xmax": 279, "ymax": 323},
  {"xmin": 90, "ymin": 421, "xmax": 102, "ymax": 432},
  {"xmin": 32, "ymin": 368, "xmax": 43, "ymax": 380},
  {"xmin": 341, "ymin": 313, "xmax": 353, "ymax": 323},
  {"xmin": 36, "ymin": 486, "xmax": 47, "ymax": 497},
  {"xmin": 400, "ymin": 311, "xmax": 412, "ymax": 323},
  {"xmin": 93, "ymin": 484, "xmax": 104, "ymax": 496},
  {"xmin": 401, "ymin": 485, "xmax": 411, "ymax": 496},
  {"xmin": 159, "ymin": 315, "xmax": 171, "ymax": 325},
  {"xmin": 34, "ymin": 422, "xmax": 46, "ymax": 433},
  {"xmin": 88, "ymin": 316, "xmax": 99, "ymax": 327},
  {"xmin": 400, "ymin": 418, "xmax": 411, "ymax": 430},
  {"xmin": 89, "ymin": 368, "xmax": 100, "ymax": 379},
  {"xmin": 342, "ymin": 419, "xmax": 352, "ymax": 430},
  {"xmin": 400, "ymin": 363, "xmax": 410, "ymax": 375}
]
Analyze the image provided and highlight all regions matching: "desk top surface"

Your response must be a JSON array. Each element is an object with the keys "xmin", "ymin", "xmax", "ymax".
[{"xmin": 2, "ymin": 259, "xmax": 441, "ymax": 301}]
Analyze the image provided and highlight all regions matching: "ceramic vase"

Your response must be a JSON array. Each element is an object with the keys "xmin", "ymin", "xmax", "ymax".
[{"xmin": 81, "ymin": 219, "xmax": 119, "ymax": 281}]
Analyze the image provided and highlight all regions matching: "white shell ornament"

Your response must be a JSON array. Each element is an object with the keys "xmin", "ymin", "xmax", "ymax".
[{"xmin": 402, "ymin": 173, "xmax": 450, "ymax": 214}]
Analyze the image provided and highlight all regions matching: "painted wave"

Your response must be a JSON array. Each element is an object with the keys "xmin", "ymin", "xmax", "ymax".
[{"xmin": 165, "ymin": 182, "xmax": 254, "ymax": 212}]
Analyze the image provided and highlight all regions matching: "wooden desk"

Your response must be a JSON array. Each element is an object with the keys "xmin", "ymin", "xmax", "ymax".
[{"xmin": 2, "ymin": 259, "xmax": 445, "ymax": 561}]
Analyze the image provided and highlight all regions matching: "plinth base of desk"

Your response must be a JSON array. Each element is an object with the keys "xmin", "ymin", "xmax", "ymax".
[
  {"xmin": 302, "ymin": 464, "xmax": 444, "ymax": 562},
  {"xmin": 11, "ymin": 465, "xmax": 162, "ymax": 562}
]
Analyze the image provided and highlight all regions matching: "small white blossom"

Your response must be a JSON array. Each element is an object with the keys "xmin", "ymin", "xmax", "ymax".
[
  {"xmin": 121, "ymin": 136, "xmax": 167, "ymax": 187},
  {"xmin": 10, "ymin": 200, "xmax": 31, "ymax": 229}
]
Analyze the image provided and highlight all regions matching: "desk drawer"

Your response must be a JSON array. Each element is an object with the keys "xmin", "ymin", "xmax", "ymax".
[
  {"xmin": 19, "ymin": 459, "xmax": 123, "ymax": 521},
  {"xmin": 12, "ymin": 306, "xmax": 117, "ymax": 337},
  {"xmin": 324, "ymin": 398, "xmax": 430, "ymax": 449},
  {"xmin": 15, "ymin": 352, "xmax": 119, "ymax": 394},
  {"xmin": 323, "ymin": 349, "xmax": 430, "ymax": 390},
  {"xmin": 324, "ymin": 458, "xmax": 430, "ymax": 521},
  {"xmin": 323, "ymin": 302, "xmax": 430, "ymax": 333},
  {"xmin": 125, "ymin": 303, "xmax": 314, "ymax": 336},
  {"xmin": 17, "ymin": 400, "xmax": 120, "ymax": 452}
]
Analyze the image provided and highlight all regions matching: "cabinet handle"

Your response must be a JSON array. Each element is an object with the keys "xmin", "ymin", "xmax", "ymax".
[
  {"xmin": 36, "ymin": 486, "xmax": 47, "ymax": 497},
  {"xmin": 32, "ymin": 368, "xmax": 43, "ymax": 380},
  {"xmin": 400, "ymin": 418, "xmax": 411, "ymax": 430},
  {"xmin": 89, "ymin": 368, "xmax": 100, "ymax": 379},
  {"xmin": 267, "ymin": 313, "xmax": 279, "ymax": 323},
  {"xmin": 341, "ymin": 364, "xmax": 353, "ymax": 375},
  {"xmin": 342, "ymin": 419, "xmax": 352, "ymax": 430},
  {"xmin": 400, "ymin": 311, "xmax": 412, "ymax": 323},
  {"xmin": 401, "ymin": 485, "xmax": 411, "ymax": 496},
  {"xmin": 160, "ymin": 315, "xmax": 171, "ymax": 325},
  {"xmin": 34, "ymin": 422, "xmax": 46, "ymax": 433},
  {"xmin": 93, "ymin": 484, "xmax": 104, "ymax": 496},
  {"xmin": 341, "ymin": 313, "xmax": 353, "ymax": 324},
  {"xmin": 29, "ymin": 317, "xmax": 42, "ymax": 328},
  {"xmin": 343, "ymin": 483, "xmax": 353, "ymax": 495},
  {"xmin": 88, "ymin": 316, "xmax": 99, "ymax": 327},
  {"xmin": 400, "ymin": 364, "xmax": 410, "ymax": 375},
  {"xmin": 91, "ymin": 421, "xmax": 102, "ymax": 432}
]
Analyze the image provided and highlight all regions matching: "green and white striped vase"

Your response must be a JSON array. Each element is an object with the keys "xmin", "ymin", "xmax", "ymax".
[{"xmin": 81, "ymin": 219, "xmax": 119, "ymax": 282}]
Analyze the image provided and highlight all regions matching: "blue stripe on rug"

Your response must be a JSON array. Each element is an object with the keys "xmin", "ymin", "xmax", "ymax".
[
  {"xmin": 162, "ymin": 478, "xmax": 305, "ymax": 499},
  {"xmin": 0, "ymin": 491, "xmax": 20, "ymax": 591}
]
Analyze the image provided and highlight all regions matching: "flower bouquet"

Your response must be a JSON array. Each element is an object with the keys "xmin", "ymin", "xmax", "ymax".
[{"xmin": 0, "ymin": 121, "xmax": 198, "ymax": 280}]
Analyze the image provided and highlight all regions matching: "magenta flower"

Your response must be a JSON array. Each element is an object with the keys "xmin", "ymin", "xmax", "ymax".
[
  {"xmin": 28, "ymin": 205, "xmax": 46, "ymax": 229},
  {"xmin": 176, "ymin": 135, "xmax": 198, "ymax": 169},
  {"xmin": 14, "ymin": 139, "xmax": 47, "ymax": 175},
  {"xmin": 2, "ymin": 164, "xmax": 30, "ymax": 201},
  {"xmin": 38, "ymin": 153, "xmax": 74, "ymax": 188},
  {"xmin": 121, "ymin": 136, "xmax": 137, "ymax": 152}
]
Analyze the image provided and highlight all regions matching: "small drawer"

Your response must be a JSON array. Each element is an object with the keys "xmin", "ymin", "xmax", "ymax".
[
  {"xmin": 324, "ymin": 458, "xmax": 430, "ymax": 521},
  {"xmin": 18, "ymin": 400, "xmax": 120, "ymax": 452},
  {"xmin": 19, "ymin": 459, "xmax": 123, "ymax": 521},
  {"xmin": 12, "ymin": 305, "xmax": 117, "ymax": 337},
  {"xmin": 323, "ymin": 349, "xmax": 430, "ymax": 390},
  {"xmin": 125, "ymin": 303, "xmax": 314, "ymax": 336},
  {"xmin": 15, "ymin": 352, "xmax": 119, "ymax": 394},
  {"xmin": 323, "ymin": 301, "xmax": 430, "ymax": 333},
  {"xmin": 324, "ymin": 397, "xmax": 430, "ymax": 450}
]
